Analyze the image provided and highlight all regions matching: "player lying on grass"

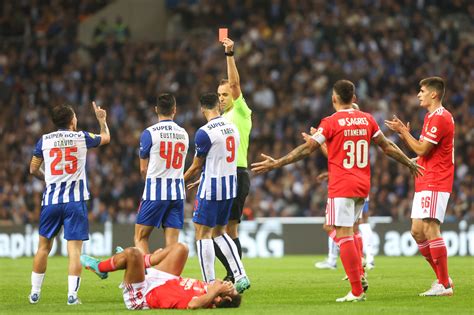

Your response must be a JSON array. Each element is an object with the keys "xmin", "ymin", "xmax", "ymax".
[{"xmin": 80, "ymin": 243, "xmax": 241, "ymax": 309}]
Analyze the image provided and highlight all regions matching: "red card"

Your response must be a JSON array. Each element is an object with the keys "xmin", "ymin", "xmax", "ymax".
[{"xmin": 219, "ymin": 28, "xmax": 228, "ymax": 42}]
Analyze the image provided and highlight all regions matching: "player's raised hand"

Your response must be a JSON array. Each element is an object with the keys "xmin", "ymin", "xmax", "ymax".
[
  {"xmin": 92, "ymin": 101, "xmax": 107, "ymax": 121},
  {"xmin": 251, "ymin": 153, "xmax": 278, "ymax": 174},
  {"xmin": 384, "ymin": 115, "xmax": 408, "ymax": 134},
  {"xmin": 222, "ymin": 38, "xmax": 234, "ymax": 53}
]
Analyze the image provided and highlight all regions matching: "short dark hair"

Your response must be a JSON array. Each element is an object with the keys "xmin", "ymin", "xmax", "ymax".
[
  {"xmin": 420, "ymin": 77, "xmax": 445, "ymax": 100},
  {"xmin": 156, "ymin": 93, "xmax": 176, "ymax": 116},
  {"xmin": 333, "ymin": 80, "xmax": 355, "ymax": 104},
  {"xmin": 217, "ymin": 294, "xmax": 242, "ymax": 308},
  {"xmin": 50, "ymin": 105, "xmax": 75, "ymax": 129},
  {"xmin": 199, "ymin": 93, "xmax": 219, "ymax": 110}
]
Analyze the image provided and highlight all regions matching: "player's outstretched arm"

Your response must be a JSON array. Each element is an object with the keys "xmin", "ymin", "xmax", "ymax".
[
  {"xmin": 223, "ymin": 38, "xmax": 241, "ymax": 100},
  {"xmin": 384, "ymin": 116, "xmax": 434, "ymax": 156},
  {"xmin": 187, "ymin": 281, "xmax": 235, "ymax": 309},
  {"xmin": 374, "ymin": 132, "xmax": 424, "ymax": 177},
  {"xmin": 184, "ymin": 156, "xmax": 205, "ymax": 184},
  {"xmin": 92, "ymin": 101, "xmax": 110, "ymax": 146},
  {"xmin": 29, "ymin": 156, "xmax": 44, "ymax": 180},
  {"xmin": 251, "ymin": 133, "xmax": 319, "ymax": 174}
]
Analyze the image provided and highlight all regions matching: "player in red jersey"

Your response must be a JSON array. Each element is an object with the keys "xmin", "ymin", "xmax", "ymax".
[
  {"xmin": 385, "ymin": 77, "xmax": 454, "ymax": 296},
  {"xmin": 252, "ymin": 80, "xmax": 422, "ymax": 302},
  {"xmin": 80, "ymin": 243, "xmax": 241, "ymax": 309}
]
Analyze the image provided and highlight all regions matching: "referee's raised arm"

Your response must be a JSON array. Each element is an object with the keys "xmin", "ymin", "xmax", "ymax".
[
  {"xmin": 215, "ymin": 37, "xmax": 252, "ymax": 285},
  {"xmin": 222, "ymin": 38, "xmax": 241, "ymax": 100}
]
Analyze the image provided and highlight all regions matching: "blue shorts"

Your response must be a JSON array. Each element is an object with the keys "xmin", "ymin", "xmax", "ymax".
[
  {"xmin": 39, "ymin": 201, "xmax": 89, "ymax": 241},
  {"xmin": 192, "ymin": 198, "xmax": 233, "ymax": 228},
  {"xmin": 136, "ymin": 199, "xmax": 184, "ymax": 229}
]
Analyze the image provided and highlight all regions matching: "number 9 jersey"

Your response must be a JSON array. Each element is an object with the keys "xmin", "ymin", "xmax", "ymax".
[
  {"xmin": 33, "ymin": 130, "xmax": 102, "ymax": 205},
  {"xmin": 195, "ymin": 117, "xmax": 240, "ymax": 201},
  {"xmin": 311, "ymin": 109, "xmax": 381, "ymax": 198}
]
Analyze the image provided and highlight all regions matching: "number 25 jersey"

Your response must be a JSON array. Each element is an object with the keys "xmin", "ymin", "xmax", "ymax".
[
  {"xmin": 33, "ymin": 130, "xmax": 102, "ymax": 205},
  {"xmin": 312, "ymin": 109, "xmax": 381, "ymax": 198}
]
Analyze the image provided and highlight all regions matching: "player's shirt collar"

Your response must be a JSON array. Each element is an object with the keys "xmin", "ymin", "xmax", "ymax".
[
  {"xmin": 209, "ymin": 116, "xmax": 222, "ymax": 121},
  {"xmin": 337, "ymin": 109, "xmax": 355, "ymax": 112},
  {"xmin": 158, "ymin": 119, "xmax": 173, "ymax": 123},
  {"xmin": 428, "ymin": 106, "xmax": 444, "ymax": 118}
]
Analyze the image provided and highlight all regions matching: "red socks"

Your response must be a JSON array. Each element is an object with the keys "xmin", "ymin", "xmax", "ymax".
[
  {"xmin": 337, "ymin": 236, "xmax": 364, "ymax": 296},
  {"xmin": 417, "ymin": 240, "xmax": 438, "ymax": 278},
  {"xmin": 354, "ymin": 232, "xmax": 364, "ymax": 275},
  {"xmin": 98, "ymin": 257, "xmax": 116, "ymax": 273},
  {"xmin": 429, "ymin": 238, "xmax": 450, "ymax": 288},
  {"xmin": 144, "ymin": 254, "xmax": 152, "ymax": 268}
]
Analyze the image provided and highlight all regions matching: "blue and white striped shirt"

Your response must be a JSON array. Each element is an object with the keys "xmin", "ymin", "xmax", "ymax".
[{"xmin": 33, "ymin": 130, "xmax": 101, "ymax": 205}]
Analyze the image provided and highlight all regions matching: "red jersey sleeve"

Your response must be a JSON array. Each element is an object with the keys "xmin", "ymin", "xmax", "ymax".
[
  {"xmin": 422, "ymin": 114, "xmax": 446, "ymax": 145},
  {"xmin": 312, "ymin": 117, "xmax": 332, "ymax": 144},
  {"xmin": 366, "ymin": 113, "xmax": 382, "ymax": 139}
]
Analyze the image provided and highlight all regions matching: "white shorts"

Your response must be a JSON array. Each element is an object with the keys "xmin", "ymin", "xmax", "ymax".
[
  {"xmin": 326, "ymin": 197, "xmax": 366, "ymax": 227},
  {"xmin": 411, "ymin": 190, "xmax": 450, "ymax": 223},
  {"xmin": 120, "ymin": 269, "xmax": 179, "ymax": 310}
]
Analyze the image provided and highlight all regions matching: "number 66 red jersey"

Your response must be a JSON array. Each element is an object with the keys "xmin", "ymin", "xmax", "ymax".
[
  {"xmin": 312, "ymin": 109, "xmax": 381, "ymax": 198},
  {"xmin": 33, "ymin": 130, "xmax": 102, "ymax": 205}
]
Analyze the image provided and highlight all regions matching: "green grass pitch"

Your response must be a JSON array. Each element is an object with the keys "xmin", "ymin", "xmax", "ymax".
[{"xmin": 1, "ymin": 256, "xmax": 472, "ymax": 314}]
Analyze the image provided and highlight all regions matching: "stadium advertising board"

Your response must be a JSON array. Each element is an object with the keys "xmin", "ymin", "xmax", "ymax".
[{"xmin": 0, "ymin": 219, "xmax": 473, "ymax": 258}]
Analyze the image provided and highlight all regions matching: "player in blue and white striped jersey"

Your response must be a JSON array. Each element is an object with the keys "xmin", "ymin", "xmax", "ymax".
[
  {"xmin": 135, "ymin": 93, "xmax": 189, "ymax": 253},
  {"xmin": 29, "ymin": 102, "xmax": 110, "ymax": 305},
  {"xmin": 184, "ymin": 93, "xmax": 250, "ymax": 294}
]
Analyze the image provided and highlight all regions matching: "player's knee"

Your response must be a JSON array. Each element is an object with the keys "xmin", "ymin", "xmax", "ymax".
[
  {"xmin": 174, "ymin": 242, "xmax": 189, "ymax": 256},
  {"xmin": 322, "ymin": 224, "xmax": 334, "ymax": 233},
  {"xmin": 411, "ymin": 228, "xmax": 424, "ymax": 241},
  {"xmin": 124, "ymin": 247, "xmax": 142, "ymax": 261}
]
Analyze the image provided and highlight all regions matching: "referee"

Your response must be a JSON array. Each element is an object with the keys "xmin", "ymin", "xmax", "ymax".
[{"xmin": 215, "ymin": 37, "xmax": 252, "ymax": 283}]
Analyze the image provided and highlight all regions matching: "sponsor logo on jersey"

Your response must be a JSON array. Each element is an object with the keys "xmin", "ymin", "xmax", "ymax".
[
  {"xmin": 338, "ymin": 117, "xmax": 369, "ymax": 127},
  {"xmin": 430, "ymin": 126, "xmax": 437, "ymax": 133}
]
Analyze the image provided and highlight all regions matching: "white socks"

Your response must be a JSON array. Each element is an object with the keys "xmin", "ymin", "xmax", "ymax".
[
  {"xmin": 213, "ymin": 233, "xmax": 246, "ymax": 281},
  {"xmin": 68, "ymin": 275, "xmax": 81, "ymax": 298},
  {"xmin": 196, "ymin": 239, "xmax": 215, "ymax": 283},
  {"xmin": 328, "ymin": 237, "xmax": 339, "ymax": 264},
  {"xmin": 31, "ymin": 272, "xmax": 45, "ymax": 294},
  {"xmin": 359, "ymin": 223, "xmax": 374, "ymax": 264}
]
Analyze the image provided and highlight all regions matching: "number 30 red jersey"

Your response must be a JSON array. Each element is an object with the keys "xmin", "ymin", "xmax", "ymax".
[
  {"xmin": 312, "ymin": 109, "xmax": 381, "ymax": 198},
  {"xmin": 415, "ymin": 107, "xmax": 454, "ymax": 193}
]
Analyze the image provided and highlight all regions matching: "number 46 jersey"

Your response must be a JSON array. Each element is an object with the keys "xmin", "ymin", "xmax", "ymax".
[
  {"xmin": 33, "ymin": 130, "xmax": 102, "ymax": 206},
  {"xmin": 312, "ymin": 109, "xmax": 381, "ymax": 198},
  {"xmin": 140, "ymin": 120, "xmax": 189, "ymax": 201}
]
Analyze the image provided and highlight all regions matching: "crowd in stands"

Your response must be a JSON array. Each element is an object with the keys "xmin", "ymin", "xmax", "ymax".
[{"xmin": 0, "ymin": 0, "xmax": 472, "ymax": 226}]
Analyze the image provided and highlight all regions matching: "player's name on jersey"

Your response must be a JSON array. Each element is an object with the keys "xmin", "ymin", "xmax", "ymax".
[
  {"xmin": 220, "ymin": 127, "xmax": 235, "ymax": 135},
  {"xmin": 159, "ymin": 132, "xmax": 186, "ymax": 140},
  {"xmin": 338, "ymin": 117, "xmax": 369, "ymax": 126},
  {"xmin": 53, "ymin": 139, "xmax": 75, "ymax": 147},
  {"xmin": 44, "ymin": 132, "xmax": 82, "ymax": 140},
  {"xmin": 344, "ymin": 129, "xmax": 368, "ymax": 137}
]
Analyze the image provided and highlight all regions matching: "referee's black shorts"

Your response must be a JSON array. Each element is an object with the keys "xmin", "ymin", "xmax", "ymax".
[{"xmin": 229, "ymin": 167, "xmax": 250, "ymax": 223}]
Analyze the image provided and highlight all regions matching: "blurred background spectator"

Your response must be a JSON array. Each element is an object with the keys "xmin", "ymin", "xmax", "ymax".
[{"xmin": 0, "ymin": 0, "xmax": 472, "ymax": 226}]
